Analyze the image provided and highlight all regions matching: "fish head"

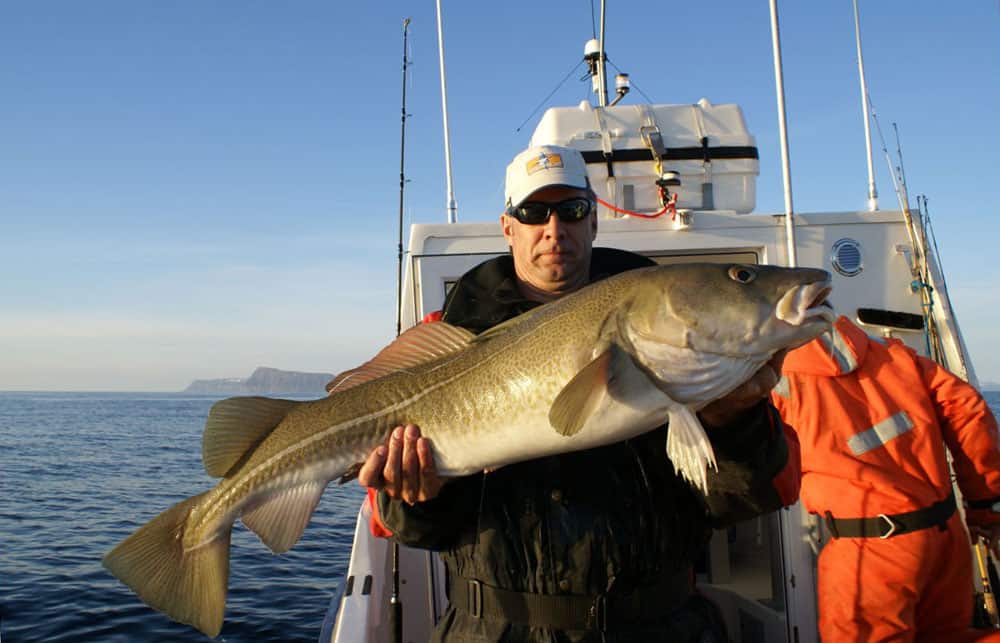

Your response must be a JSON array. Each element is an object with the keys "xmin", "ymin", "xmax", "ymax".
[{"xmin": 624, "ymin": 262, "xmax": 834, "ymax": 359}]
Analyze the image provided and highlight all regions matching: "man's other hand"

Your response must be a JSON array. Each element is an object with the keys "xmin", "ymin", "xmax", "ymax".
[{"xmin": 699, "ymin": 350, "xmax": 787, "ymax": 429}]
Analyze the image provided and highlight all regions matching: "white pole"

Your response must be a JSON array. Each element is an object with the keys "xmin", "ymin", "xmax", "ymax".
[
  {"xmin": 435, "ymin": 0, "xmax": 458, "ymax": 223},
  {"xmin": 853, "ymin": 0, "xmax": 878, "ymax": 211},
  {"xmin": 769, "ymin": 0, "xmax": 797, "ymax": 268},
  {"xmin": 597, "ymin": 0, "xmax": 608, "ymax": 107}
]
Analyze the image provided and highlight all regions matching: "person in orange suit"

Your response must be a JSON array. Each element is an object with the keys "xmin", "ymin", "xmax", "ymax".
[{"xmin": 773, "ymin": 314, "xmax": 1000, "ymax": 642}]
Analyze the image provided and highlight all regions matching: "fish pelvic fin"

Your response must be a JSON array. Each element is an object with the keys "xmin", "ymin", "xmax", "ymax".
[
  {"xmin": 666, "ymin": 405, "xmax": 718, "ymax": 495},
  {"xmin": 241, "ymin": 481, "xmax": 326, "ymax": 554},
  {"xmin": 202, "ymin": 397, "xmax": 300, "ymax": 477},
  {"xmin": 102, "ymin": 491, "xmax": 231, "ymax": 638},
  {"xmin": 549, "ymin": 345, "xmax": 634, "ymax": 437}
]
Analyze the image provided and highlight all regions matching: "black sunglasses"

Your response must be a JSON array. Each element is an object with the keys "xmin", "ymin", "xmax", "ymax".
[{"xmin": 507, "ymin": 197, "xmax": 594, "ymax": 225}]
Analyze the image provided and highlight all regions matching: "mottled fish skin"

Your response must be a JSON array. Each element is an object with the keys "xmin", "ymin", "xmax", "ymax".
[{"xmin": 102, "ymin": 262, "xmax": 833, "ymax": 637}]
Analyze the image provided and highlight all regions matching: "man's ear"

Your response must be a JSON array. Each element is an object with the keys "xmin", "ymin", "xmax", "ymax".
[
  {"xmin": 501, "ymin": 213, "xmax": 515, "ymax": 244},
  {"xmin": 590, "ymin": 212, "xmax": 598, "ymax": 240}
]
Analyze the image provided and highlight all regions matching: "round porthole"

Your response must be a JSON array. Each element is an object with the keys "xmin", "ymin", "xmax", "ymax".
[{"xmin": 831, "ymin": 238, "xmax": 863, "ymax": 277}]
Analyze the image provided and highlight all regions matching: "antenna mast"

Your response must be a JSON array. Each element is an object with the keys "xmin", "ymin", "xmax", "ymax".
[
  {"xmin": 768, "ymin": 0, "xmax": 798, "ymax": 267},
  {"xmin": 852, "ymin": 0, "xmax": 879, "ymax": 211},
  {"xmin": 435, "ymin": 0, "xmax": 458, "ymax": 223},
  {"xmin": 597, "ymin": 0, "xmax": 608, "ymax": 106}
]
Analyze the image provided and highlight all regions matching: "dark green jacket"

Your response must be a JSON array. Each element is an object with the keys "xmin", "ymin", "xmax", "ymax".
[{"xmin": 379, "ymin": 249, "xmax": 795, "ymax": 642}]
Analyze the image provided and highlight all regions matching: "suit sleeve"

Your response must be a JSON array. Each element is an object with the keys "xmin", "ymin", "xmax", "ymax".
[
  {"xmin": 702, "ymin": 401, "xmax": 801, "ymax": 527},
  {"xmin": 375, "ymin": 474, "xmax": 484, "ymax": 550},
  {"xmin": 915, "ymin": 353, "xmax": 1000, "ymax": 527}
]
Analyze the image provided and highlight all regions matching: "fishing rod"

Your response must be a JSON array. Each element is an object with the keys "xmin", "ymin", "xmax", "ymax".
[
  {"xmin": 980, "ymin": 546, "xmax": 1000, "ymax": 627},
  {"xmin": 396, "ymin": 18, "xmax": 411, "ymax": 339},
  {"xmin": 916, "ymin": 195, "xmax": 999, "ymax": 628},
  {"xmin": 868, "ymin": 99, "xmax": 904, "ymax": 211},
  {"xmin": 976, "ymin": 537, "xmax": 1000, "ymax": 629},
  {"xmin": 390, "ymin": 18, "xmax": 411, "ymax": 643},
  {"xmin": 873, "ymin": 100, "xmax": 1000, "ymax": 630},
  {"xmin": 893, "ymin": 122, "xmax": 910, "ymax": 206}
]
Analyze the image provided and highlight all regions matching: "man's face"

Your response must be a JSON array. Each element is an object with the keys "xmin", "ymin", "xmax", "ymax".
[{"xmin": 501, "ymin": 185, "xmax": 598, "ymax": 301}]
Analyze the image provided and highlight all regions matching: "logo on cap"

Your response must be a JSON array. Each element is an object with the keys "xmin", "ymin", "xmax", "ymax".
[{"xmin": 525, "ymin": 152, "xmax": 563, "ymax": 175}]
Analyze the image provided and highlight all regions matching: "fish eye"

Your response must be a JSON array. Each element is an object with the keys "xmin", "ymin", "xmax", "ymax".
[{"xmin": 728, "ymin": 265, "xmax": 757, "ymax": 283}]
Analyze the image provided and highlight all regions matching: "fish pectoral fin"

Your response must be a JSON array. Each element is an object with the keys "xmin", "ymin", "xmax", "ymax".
[
  {"xmin": 202, "ymin": 397, "xmax": 300, "ymax": 477},
  {"xmin": 327, "ymin": 321, "xmax": 476, "ymax": 393},
  {"xmin": 241, "ymin": 481, "xmax": 326, "ymax": 554},
  {"xmin": 665, "ymin": 405, "xmax": 718, "ymax": 495},
  {"xmin": 549, "ymin": 345, "xmax": 634, "ymax": 437}
]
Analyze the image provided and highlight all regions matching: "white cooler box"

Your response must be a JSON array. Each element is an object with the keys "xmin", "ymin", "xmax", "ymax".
[{"xmin": 530, "ymin": 99, "xmax": 759, "ymax": 215}]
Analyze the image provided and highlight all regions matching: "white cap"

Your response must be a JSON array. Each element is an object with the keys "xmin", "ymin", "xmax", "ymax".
[{"xmin": 504, "ymin": 145, "xmax": 590, "ymax": 209}]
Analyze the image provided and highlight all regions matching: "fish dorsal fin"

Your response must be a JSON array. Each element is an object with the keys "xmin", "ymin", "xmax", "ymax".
[
  {"xmin": 202, "ymin": 397, "xmax": 300, "ymax": 477},
  {"xmin": 549, "ymin": 345, "xmax": 634, "ymax": 437},
  {"xmin": 665, "ymin": 404, "xmax": 718, "ymax": 494},
  {"xmin": 326, "ymin": 322, "xmax": 476, "ymax": 394},
  {"xmin": 241, "ymin": 480, "xmax": 327, "ymax": 554}
]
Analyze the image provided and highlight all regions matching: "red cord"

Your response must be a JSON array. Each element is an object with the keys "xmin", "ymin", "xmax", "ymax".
[{"xmin": 595, "ymin": 188, "xmax": 677, "ymax": 220}]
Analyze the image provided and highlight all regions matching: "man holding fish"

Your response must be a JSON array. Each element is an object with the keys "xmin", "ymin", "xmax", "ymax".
[
  {"xmin": 103, "ymin": 144, "xmax": 835, "ymax": 639},
  {"xmin": 360, "ymin": 145, "xmax": 818, "ymax": 642}
]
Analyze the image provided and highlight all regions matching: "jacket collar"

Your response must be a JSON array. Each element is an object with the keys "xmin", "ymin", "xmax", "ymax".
[
  {"xmin": 440, "ymin": 248, "xmax": 655, "ymax": 334},
  {"xmin": 782, "ymin": 315, "xmax": 870, "ymax": 376}
]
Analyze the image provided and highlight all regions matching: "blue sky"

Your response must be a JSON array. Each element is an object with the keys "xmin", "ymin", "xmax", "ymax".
[{"xmin": 2, "ymin": 1, "xmax": 998, "ymax": 391}]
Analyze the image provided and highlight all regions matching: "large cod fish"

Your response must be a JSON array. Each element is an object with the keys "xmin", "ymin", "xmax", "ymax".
[{"xmin": 103, "ymin": 262, "xmax": 833, "ymax": 637}]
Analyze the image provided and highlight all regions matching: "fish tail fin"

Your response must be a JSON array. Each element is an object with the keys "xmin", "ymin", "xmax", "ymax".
[{"xmin": 102, "ymin": 491, "xmax": 231, "ymax": 637}]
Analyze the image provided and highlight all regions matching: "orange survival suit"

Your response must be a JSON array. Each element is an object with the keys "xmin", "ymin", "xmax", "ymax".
[{"xmin": 772, "ymin": 316, "xmax": 1000, "ymax": 642}]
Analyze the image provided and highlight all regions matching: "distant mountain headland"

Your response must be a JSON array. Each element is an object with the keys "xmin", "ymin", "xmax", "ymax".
[{"xmin": 182, "ymin": 367, "xmax": 334, "ymax": 395}]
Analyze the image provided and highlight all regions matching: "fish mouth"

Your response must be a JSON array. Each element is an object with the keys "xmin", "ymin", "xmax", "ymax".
[{"xmin": 776, "ymin": 279, "xmax": 835, "ymax": 327}]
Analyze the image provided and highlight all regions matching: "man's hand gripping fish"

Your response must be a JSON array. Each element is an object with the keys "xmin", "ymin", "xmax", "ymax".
[{"xmin": 103, "ymin": 262, "xmax": 833, "ymax": 637}]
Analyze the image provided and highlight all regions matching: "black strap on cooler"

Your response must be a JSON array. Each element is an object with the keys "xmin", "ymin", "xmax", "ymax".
[
  {"xmin": 823, "ymin": 491, "xmax": 956, "ymax": 539},
  {"xmin": 447, "ymin": 572, "xmax": 691, "ymax": 631}
]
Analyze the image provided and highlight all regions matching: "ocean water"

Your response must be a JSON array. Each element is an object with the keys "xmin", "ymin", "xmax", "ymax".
[
  {"xmin": 0, "ymin": 392, "xmax": 366, "ymax": 642},
  {"xmin": 3, "ymin": 391, "xmax": 1000, "ymax": 642}
]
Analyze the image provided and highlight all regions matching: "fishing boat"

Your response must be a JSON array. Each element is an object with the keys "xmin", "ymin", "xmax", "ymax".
[{"xmin": 319, "ymin": 4, "xmax": 992, "ymax": 642}]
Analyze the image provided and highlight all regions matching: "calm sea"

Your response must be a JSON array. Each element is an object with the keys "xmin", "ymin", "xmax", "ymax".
[
  {"xmin": 3, "ymin": 391, "xmax": 1000, "ymax": 642},
  {"xmin": 0, "ymin": 392, "xmax": 366, "ymax": 643}
]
